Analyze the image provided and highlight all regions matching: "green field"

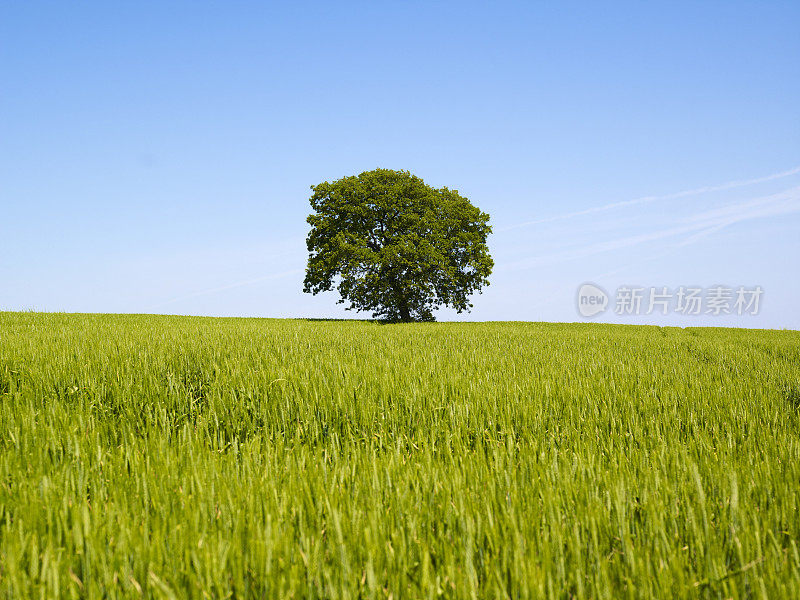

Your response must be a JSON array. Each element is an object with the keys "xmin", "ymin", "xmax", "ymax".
[{"xmin": 1, "ymin": 313, "xmax": 798, "ymax": 598}]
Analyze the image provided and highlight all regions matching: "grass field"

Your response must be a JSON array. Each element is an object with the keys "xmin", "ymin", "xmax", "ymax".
[{"xmin": 0, "ymin": 312, "xmax": 799, "ymax": 598}]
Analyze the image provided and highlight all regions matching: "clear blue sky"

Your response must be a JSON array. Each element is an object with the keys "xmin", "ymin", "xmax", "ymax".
[{"xmin": 2, "ymin": 1, "xmax": 799, "ymax": 328}]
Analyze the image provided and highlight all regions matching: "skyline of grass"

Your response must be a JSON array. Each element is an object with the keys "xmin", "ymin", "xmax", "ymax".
[{"xmin": 1, "ymin": 313, "xmax": 798, "ymax": 598}]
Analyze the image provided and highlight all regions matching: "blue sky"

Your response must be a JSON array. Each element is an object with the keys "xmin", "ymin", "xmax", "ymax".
[{"xmin": 1, "ymin": 1, "xmax": 798, "ymax": 328}]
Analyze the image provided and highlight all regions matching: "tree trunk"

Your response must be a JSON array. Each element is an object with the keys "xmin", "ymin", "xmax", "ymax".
[
  {"xmin": 393, "ymin": 282, "xmax": 412, "ymax": 322},
  {"xmin": 399, "ymin": 301, "xmax": 411, "ymax": 322}
]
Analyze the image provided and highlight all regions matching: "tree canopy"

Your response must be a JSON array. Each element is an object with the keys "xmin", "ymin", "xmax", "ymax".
[{"xmin": 303, "ymin": 168, "xmax": 493, "ymax": 322}]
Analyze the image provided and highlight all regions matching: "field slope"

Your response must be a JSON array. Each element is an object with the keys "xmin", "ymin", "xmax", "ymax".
[{"xmin": 1, "ymin": 313, "xmax": 799, "ymax": 598}]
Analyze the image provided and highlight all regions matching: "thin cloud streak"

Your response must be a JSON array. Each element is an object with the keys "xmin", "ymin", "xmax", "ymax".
[
  {"xmin": 497, "ymin": 165, "xmax": 800, "ymax": 232},
  {"xmin": 152, "ymin": 268, "xmax": 304, "ymax": 309},
  {"xmin": 502, "ymin": 186, "xmax": 800, "ymax": 271}
]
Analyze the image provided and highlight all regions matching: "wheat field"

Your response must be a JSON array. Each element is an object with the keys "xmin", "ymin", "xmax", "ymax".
[{"xmin": 0, "ymin": 312, "xmax": 798, "ymax": 598}]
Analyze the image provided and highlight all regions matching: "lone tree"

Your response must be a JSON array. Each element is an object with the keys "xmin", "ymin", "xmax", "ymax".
[{"xmin": 303, "ymin": 168, "xmax": 493, "ymax": 322}]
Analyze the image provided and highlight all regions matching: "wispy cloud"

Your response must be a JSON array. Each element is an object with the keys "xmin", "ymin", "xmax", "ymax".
[
  {"xmin": 151, "ymin": 268, "xmax": 304, "ymax": 309},
  {"xmin": 497, "ymin": 165, "xmax": 800, "ymax": 232},
  {"xmin": 502, "ymin": 185, "xmax": 800, "ymax": 271}
]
